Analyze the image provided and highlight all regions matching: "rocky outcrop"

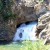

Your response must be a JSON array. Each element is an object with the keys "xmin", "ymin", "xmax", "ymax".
[
  {"xmin": 36, "ymin": 11, "xmax": 50, "ymax": 44},
  {"xmin": 0, "ymin": 0, "xmax": 50, "ymax": 41},
  {"xmin": 0, "ymin": 16, "xmax": 17, "ymax": 41},
  {"xmin": 12, "ymin": 0, "xmax": 48, "ymax": 24},
  {"xmin": 0, "ymin": 0, "xmax": 38, "ymax": 41},
  {"xmin": 12, "ymin": 0, "xmax": 38, "ymax": 24}
]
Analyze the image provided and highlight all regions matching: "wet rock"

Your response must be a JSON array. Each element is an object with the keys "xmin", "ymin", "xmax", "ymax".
[{"xmin": 19, "ymin": 33, "xmax": 22, "ymax": 38}]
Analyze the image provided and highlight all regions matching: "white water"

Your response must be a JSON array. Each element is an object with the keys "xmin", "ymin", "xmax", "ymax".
[{"xmin": 13, "ymin": 22, "xmax": 37, "ymax": 42}]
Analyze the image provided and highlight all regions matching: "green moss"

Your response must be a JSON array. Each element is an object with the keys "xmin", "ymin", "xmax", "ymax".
[{"xmin": 39, "ymin": 0, "xmax": 44, "ymax": 3}]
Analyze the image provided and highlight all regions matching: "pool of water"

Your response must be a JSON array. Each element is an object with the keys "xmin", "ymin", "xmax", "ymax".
[{"xmin": 13, "ymin": 21, "xmax": 37, "ymax": 42}]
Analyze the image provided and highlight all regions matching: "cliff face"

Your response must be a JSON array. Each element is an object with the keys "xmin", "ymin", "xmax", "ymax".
[
  {"xmin": 36, "ymin": 12, "xmax": 50, "ymax": 44},
  {"xmin": 0, "ymin": 16, "xmax": 17, "ymax": 41},
  {"xmin": 0, "ymin": 0, "xmax": 38, "ymax": 41},
  {"xmin": 12, "ymin": 0, "xmax": 48, "ymax": 24},
  {"xmin": 0, "ymin": 0, "xmax": 50, "ymax": 41}
]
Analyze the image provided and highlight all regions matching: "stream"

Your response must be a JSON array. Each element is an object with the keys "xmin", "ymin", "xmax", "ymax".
[{"xmin": 13, "ymin": 21, "xmax": 37, "ymax": 42}]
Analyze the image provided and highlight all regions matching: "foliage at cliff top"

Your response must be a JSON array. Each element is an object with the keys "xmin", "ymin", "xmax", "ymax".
[
  {"xmin": 0, "ymin": 0, "xmax": 15, "ymax": 21},
  {"xmin": 0, "ymin": 0, "xmax": 45, "ymax": 21}
]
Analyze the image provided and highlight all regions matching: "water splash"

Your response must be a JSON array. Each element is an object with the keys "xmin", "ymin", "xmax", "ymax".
[{"xmin": 13, "ymin": 22, "xmax": 37, "ymax": 42}]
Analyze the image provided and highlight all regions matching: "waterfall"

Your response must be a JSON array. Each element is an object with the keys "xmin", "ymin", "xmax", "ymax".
[{"xmin": 13, "ymin": 21, "xmax": 37, "ymax": 42}]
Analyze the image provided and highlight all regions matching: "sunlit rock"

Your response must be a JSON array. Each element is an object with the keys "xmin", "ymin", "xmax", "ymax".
[{"xmin": 36, "ymin": 11, "xmax": 50, "ymax": 44}]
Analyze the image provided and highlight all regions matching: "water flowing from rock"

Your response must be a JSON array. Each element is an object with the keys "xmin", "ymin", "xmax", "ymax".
[{"xmin": 13, "ymin": 22, "xmax": 37, "ymax": 42}]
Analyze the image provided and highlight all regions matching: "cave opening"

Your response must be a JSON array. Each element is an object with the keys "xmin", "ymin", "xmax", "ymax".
[
  {"xmin": 0, "ymin": 40, "xmax": 12, "ymax": 45},
  {"xmin": 17, "ymin": 20, "xmax": 38, "ymax": 28},
  {"xmin": 13, "ymin": 20, "xmax": 38, "ymax": 42}
]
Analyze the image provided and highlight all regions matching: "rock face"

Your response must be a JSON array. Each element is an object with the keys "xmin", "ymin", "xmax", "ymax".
[
  {"xmin": 0, "ymin": 0, "xmax": 50, "ymax": 41},
  {"xmin": 36, "ymin": 11, "xmax": 50, "ymax": 44},
  {"xmin": 0, "ymin": 0, "xmax": 38, "ymax": 41},
  {"xmin": 0, "ymin": 16, "xmax": 17, "ymax": 41},
  {"xmin": 12, "ymin": 0, "xmax": 48, "ymax": 24},
  {"xmin": 12, "ymin": 0, "xmax": 38, "ymax": 24}
]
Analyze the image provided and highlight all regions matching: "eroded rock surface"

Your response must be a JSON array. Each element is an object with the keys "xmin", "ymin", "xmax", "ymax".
[
  {"xmin": 0, "ymin": 0, "xmax": 50, "ymax": 41},
  {"xmin": 36, "ymin": 11, "xmax": 50, "ymax": 44}
]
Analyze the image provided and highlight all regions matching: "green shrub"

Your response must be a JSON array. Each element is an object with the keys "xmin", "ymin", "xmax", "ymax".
[{"xmin": 0, "ymin": 0, "xmax": 14, "ymax": 21}]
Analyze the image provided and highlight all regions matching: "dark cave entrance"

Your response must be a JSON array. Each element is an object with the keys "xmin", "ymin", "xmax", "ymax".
[{"xmin": 17, "ymin": 20, "xmax": 38, "ymax": 28}]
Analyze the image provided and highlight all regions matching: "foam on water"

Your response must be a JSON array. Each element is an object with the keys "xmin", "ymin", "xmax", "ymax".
[{"xmin": 13, "ymin": 22, "xmax": 37, "ymax": 42}]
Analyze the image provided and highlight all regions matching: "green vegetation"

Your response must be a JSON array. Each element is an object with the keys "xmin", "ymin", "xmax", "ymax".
[
  {"xmin": 39, "ymin": 0, "xmax": 44, "ymax": 3},
  {"xmin": 0, "ymin": 40, "xmax": 50, "ymax": 50},
  {"xmin": 0, "ymin": 0, "xmax": 14, "ymax": 21}
]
